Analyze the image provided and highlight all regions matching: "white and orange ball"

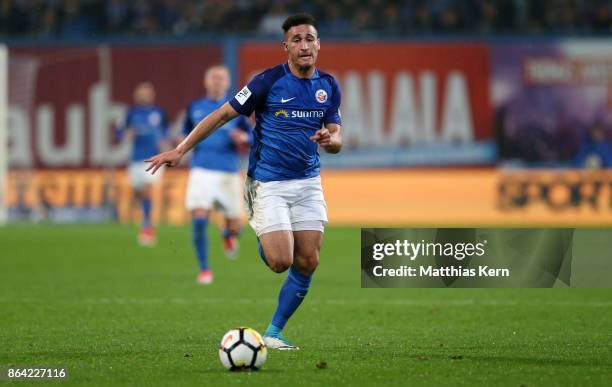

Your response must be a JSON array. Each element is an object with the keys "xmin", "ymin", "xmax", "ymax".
[{"xmin": 219, "ymin": 327, "xmax": 268, "ymax": 371}]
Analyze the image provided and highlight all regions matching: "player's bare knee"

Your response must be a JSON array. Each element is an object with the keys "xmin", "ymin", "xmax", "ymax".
[
  {"xmin": 227, "ymin": 220, "xmax": 241, "ymax": 234},
  {"xmin": 268, "ymin": 258, "xmax": 291, "ymax": 273},
  {"xmin": 141, "ymin": 185, "xmax": 153, "ymax": 198},
  {"xmin": 295, "ymin": 253, "xmax": 319, "ymax": 275},
  {"xmin": 261, "ymin": 248, "xmax": 292, "ymax": 273},
  {"xmin": 192, "ymin": 208, "xmax": 209, "ymax": 218},
  {"xmin": 306, "ymin": 255, "xmax": 319, "ymax": 273}
]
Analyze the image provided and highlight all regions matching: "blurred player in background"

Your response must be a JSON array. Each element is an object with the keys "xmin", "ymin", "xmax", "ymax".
[
  {"xmin": 119, "ymin": 82, "xmax": 170, "ymax": 246},
  {"xmin": 146, "ymin": 13, "xmax": 342, "ymax": 349},
  {"xmin": 575, "ymin": 123, "xmax": 612, "ymax": 168},
  {"xmin": 181, "ymin": 65, "xmax": 252, "ymax": 285}
]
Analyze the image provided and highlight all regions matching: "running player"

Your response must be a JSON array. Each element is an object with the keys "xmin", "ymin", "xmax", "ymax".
[
  {"xmin": 182, "ymin": 65, "xmax": 252, "ymax": 284},
  {"xmin": 146, "ymin": 14, "xmax": 342, "ymax": 349},
  {"xmin": 120, "ymin": 82, "xmax": 170, "ymax": 246}
]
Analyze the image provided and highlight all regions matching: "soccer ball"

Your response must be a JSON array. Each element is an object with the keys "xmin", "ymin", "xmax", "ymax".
[{"xmin": 219, "ymin": 327, "xmax": 268, "ymax": 371}]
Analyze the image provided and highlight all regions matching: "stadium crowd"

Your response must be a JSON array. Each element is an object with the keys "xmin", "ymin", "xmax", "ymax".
[{"xmin": 1, "ymin": 0, "xmax": 611, "ymax": 38}]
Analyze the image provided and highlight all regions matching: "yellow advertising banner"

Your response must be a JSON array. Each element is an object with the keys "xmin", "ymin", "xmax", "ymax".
[
  {"xmin": 6, "ymin": 169, "xmax": 612, "ymax": 226},
  {"xmin": 323, "ymin": 169, "xmax": 612, "ymax": 226}
]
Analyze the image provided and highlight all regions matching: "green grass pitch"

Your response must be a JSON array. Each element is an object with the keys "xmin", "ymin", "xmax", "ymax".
[{"xmin": 1, "ymin": 225, "xmax": 611, "ymax": 386}]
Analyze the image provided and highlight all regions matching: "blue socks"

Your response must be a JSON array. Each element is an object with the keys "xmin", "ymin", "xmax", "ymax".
[
  {"xmin": 266, "ymin": 266, "xmax": 312, "ymax": 335},
  {"xmin": 142, "ymin": 198, "xmax": 152, "ymax": 227},
  {"xmin": 258, "ymin": 240, "xmax": 269, "ymax": 267},
  {"xmin": 264, "ymin": 324, "xmax": 283, "ymax": 339},
  {"xmin": 192, "ymin": 217, "xmax": 209, "ymax": 270}
]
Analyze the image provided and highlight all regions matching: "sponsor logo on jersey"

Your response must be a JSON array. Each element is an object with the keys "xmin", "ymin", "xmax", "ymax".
[
  {"xmin": 315, "ymin": 89, "xmax": 328, "ymax": 103},
  {"xmin": 274, "ymin": 109, "xmax": 289, "ymax": 118},
  {"xmin": 275, "ymin": 109, "xmax": 324, "ymax": 119},
  {"xmin": 292, "ymin": 110, "xmax": 324, "ymax": 118},
  {"xmin": 235, "ymin": 86, "xmax": 251, "ymax": 105}
]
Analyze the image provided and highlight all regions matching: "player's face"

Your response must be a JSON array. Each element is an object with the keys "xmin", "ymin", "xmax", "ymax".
[
  {"xmin": 284, "ymin": 24, "xmax": 320, "ymax": 72},
  {"xmin": 205, "ymin": 67, "xmax": 230, "ymax": 99},
  {"xmin": 134, "ymin": 83, "xmax": 155, "ymax": 105}
]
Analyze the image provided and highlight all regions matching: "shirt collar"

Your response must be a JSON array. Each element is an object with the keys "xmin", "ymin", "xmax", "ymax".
[{"xmin": 283, "ymin": 62, "xmax": 319, "ymax": 80}]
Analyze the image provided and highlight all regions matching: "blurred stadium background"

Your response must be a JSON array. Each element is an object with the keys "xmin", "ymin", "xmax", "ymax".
[
  {"xmin": 1, "ymin": 0, "xmax": 612, "ymax": 226},
  {"xmin": 1, "ymin": 2, "xmax": 612, "ymax": 385}
]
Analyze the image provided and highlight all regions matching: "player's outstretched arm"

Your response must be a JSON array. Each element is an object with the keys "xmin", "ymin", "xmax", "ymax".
[
  {"xmin": 145, "ymin": 103, "xmax": 240, "ymax": 174},
  {"xmin": 310, "ymin": 123, "xmax": 342, "ymax": 154},
  {"xmin": 116, "ymin": 126, "xmax": 134, "ymax": 141}
]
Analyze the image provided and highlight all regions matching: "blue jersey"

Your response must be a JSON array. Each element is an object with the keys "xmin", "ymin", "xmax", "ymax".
[
  {"xmin": 229, "ymin": 63, "xmax": 342, "ymax": 182},
  {"xmin": 575, "ymin": 140, "xmax": 612, "ymax": 168},
  {"xmin": 184, "ymin": 97, "xmax": 252, "ymax": 173},
  {"xmin": 123, "ymin": 105, "xmax": 169, "ymax": 161}
]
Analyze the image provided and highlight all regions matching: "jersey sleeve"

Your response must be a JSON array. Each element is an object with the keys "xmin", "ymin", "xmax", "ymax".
[
  {"xmin": 183, "ymin": 103, "xmax": 194, "ymax": 135},
  {"xmin": 160, "ymin": 110, "xmax": 170, "ymax": 139},
  {"xmin": 324, "ymin": 77, "xmax": 342, "ymax": 126},
  {"xmin": 229, "ymin": 72, "xmax": 270, "ymax": 116},
  {"xmin": 124, "ymin": 109, "xmax": 134, "ymax": 129},
  {"xmin": 116, "ymin": 109, "xmax": 133, "ymax": 140}
]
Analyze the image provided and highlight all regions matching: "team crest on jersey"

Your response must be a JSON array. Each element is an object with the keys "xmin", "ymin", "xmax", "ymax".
[
  {"xmin": 148, "ymin": 112, "xmax": 161, "ymax": 126},
  {"xmin": 315, "ymin": 89, "xmax": 328, "ymax": 103}
]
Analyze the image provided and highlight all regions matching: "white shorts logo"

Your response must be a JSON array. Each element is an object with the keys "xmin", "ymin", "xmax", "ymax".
[
  {"xmin": 235, "ymin": 86, "xmax": 252, "ymax": 105},
  {"xmin": 315, "ymin": 89, "xmax": 328, "ymax": 103}
]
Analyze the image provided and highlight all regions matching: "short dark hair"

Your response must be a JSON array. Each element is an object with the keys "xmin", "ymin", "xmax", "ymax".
[{"xmin": 282, "ymin": 13, "xmax": 317, "ymax": 34}]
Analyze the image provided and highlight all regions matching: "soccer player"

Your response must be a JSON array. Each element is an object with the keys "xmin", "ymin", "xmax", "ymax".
[
  {"xmin": 575, "ymin": 123, "xmax": 612, "ymax": 168},
  {"xmin": 182, "ymin": 65, "xmax": 252, "ymax": 285},
  {"xmin": 146, "ymin": 13, "xmax": 342, "ymax": 350},
  {"xmin": 120, "ymin": 82, "xmax": 169, "ymax": 246}
]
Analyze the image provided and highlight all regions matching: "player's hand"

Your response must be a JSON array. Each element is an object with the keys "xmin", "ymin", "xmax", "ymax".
[
  {"xmin": 145, "ymin": 148, "xmax": 184, "ymax": 174},
  {"xmin": 125, "ymin": 128, "xmax": 135, "ymax": 140},
  {"xmin": 310, "ymin": 128, "xmax": 331, "ymax": 147},
  {"xmin": 229, "ymin": 130, "xmax": 249, "ymax": 145}
]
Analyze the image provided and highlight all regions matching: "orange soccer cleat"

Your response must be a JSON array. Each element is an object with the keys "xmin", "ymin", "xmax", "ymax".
[
  {"xmin": 197, "ymin": 270, "xmax": 213, "ymax": 285},
  {"xmin": 138, "ymin": 226, "xmax": 156, "ymax": 247},
  {"xmin": 223, "ymin": 235, "xmax": 239, "ymax": 259}
]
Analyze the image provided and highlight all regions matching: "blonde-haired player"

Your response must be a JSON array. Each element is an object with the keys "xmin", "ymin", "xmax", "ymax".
[{"xmin": 181, "ymin": 65, "xmax": 252, "ymax": 284}]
